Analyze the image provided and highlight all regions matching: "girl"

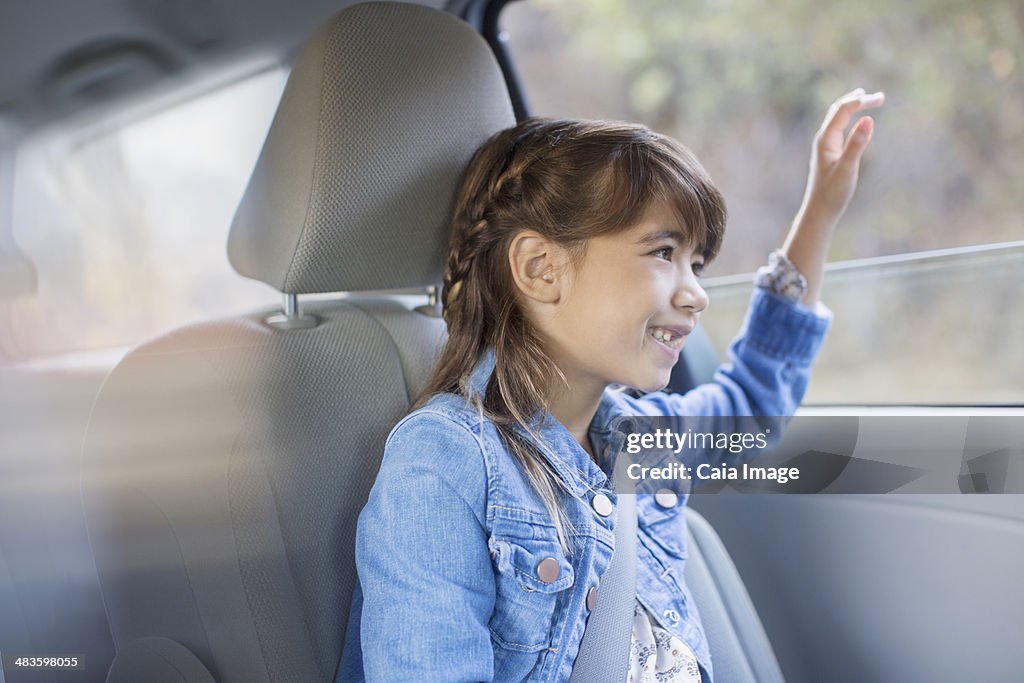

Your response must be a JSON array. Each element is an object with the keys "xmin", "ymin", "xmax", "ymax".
[{"xmin": 344, "ymin": 88, "xmax": 884, "ymax": 682}]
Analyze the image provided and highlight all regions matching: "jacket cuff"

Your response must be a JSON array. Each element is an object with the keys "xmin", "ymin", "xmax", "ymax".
[{"xmin": 740, "ymin": 287, "xmax": 832, "ymax": 364}]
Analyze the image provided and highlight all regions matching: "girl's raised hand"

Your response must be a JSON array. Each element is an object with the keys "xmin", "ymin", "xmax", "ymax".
[
  {"xmin": 781, "ymin": 88, "xmax": 885, "ymax": 307},
  {"xmin": 802, "ymin": 88, "xmax": 885, "ymax": 226}
]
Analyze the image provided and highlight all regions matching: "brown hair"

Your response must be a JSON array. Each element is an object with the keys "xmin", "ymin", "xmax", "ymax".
[{"xmin": 412, "ymin": 118, "xmax": 727, "ymax": 554}]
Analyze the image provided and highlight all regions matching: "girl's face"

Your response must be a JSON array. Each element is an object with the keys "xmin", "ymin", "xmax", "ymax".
[{"xmin": 544, "ymin": 201, "xmax": 710, "ymax": 398}]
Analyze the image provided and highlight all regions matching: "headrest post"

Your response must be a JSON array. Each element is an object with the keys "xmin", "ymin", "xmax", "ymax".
[
  {"xmin": 264, "ymin": 292, "xmax": 319, "ymax": 330},
  {"xmin": 283, "ymin": 292, "xmax": 298, "ymax": 317},
  {"xmin": 414, "ymin": 285, "xmax": 443, "ymax": 318}
]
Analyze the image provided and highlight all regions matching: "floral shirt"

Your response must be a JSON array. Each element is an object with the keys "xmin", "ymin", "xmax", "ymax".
[{"xmin": 629, "ymin": 601, "xmax": 703, "ymax": 682}]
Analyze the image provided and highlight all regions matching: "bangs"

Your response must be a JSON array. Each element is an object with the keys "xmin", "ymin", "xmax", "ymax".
[
  {"xmin": 596, "ymin": 135, "xmax": 727, "ymax": 263},
  {"xmin": 649, "ymin": 156, "xmax": 726, "ymax": 263}
]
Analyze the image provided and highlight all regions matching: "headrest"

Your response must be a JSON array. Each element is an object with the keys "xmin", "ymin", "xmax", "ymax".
[{"xmin": 227, "ymin": 1, "xmax": 515, "ymax": 294}]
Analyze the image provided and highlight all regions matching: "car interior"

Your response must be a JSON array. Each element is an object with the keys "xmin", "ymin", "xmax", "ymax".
[{"xmin": 1, "ymin": 1, "xmax": 1022, "ymax": 682}]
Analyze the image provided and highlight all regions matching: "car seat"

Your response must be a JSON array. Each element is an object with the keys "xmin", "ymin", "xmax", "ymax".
[{"xmin": 81, "ymin": 2, "xmax": 785, "ymax": 681}]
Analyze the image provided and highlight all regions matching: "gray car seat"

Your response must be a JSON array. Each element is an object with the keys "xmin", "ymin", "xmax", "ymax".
[{"xmin": 81, "ymin": 2, "xmax": 784, "ymax": 682}]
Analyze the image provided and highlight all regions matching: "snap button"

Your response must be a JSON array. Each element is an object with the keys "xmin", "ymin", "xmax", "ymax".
[
  {"xmin": 587, "ymin": 586, "xmax": 598, "ymax": 611},
  {"xmin": 536, "ymin": 557, "xmax": 560, "ymax": 584},
  {"xmin": 662, "ymin": 608, "xmax": 681, "ymax": 627},
  {"xmin": 591, "ymin": 493, "xmax": 613, "ymax": 517},
  {"xmin": 655, "ymin": 488, "xmax": 678, "ymax": 508}
]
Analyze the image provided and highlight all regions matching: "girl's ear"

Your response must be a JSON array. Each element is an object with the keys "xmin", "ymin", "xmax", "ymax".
[{"xmin": 508, "ymin": 230, "xmax": 565, "ymax": 304}]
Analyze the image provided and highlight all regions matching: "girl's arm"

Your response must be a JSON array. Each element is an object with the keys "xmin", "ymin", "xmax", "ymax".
[
  {"xmin": 355, "ymin": 412, "xmax": 495, "ymax": 682},
  {"xmin": 783, "ymin": 88, "xmax": 884, "ymax": 307}
]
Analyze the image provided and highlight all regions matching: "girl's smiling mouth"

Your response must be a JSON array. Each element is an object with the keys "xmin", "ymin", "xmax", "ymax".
[{"xmin": 648, "ymin": 325, "xmax": 693, "ymax": 354}]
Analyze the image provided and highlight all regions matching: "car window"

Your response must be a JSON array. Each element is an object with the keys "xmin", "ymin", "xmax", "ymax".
[
  {"xmin": 1, "ymin": 68, "xmax": 288, "ymax": 364},
  {"xmin": 502, "ymin": 0, "xmax": 1024, "ymax": 405}
]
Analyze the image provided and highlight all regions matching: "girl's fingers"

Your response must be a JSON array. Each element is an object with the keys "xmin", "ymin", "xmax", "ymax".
[
  {"xmin": 846, "ymin": 87, "xmax": 866, "ymax": 99},
  {"xmin": 840, "ymin": 116, "xmax": 875, "ymax": 165},
  {"xmin": 820, "ymin": 90, "xmax": 885, "ymax": 140},
  {"xmin": 851, "ymin": 115, "xmax": 874, "ymax": 146}
]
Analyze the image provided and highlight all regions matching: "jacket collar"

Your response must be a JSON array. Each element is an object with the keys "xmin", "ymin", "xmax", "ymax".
[{"xmin": 468, "ymin": 346, "xmax": 632, "ymax": 497}]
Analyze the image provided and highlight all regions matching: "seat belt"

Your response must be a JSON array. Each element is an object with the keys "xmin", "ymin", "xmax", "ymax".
[{"xmin": 568, "ymin": 475, "xmax": 637, "ymax": 683}]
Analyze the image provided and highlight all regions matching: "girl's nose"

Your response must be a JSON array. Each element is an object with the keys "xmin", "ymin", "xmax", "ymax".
[{"xmin": 673, "ymin": 273, "xmax": 709, "ymax": 313}]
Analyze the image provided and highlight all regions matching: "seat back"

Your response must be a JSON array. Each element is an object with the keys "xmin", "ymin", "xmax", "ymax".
[
  {"xmin": 685, "ymin": 507, "xmax": 787, "ymax": 683},
  {"xmin": 81, "ymin": 3, "xmax": 514, "ymax": 680}
]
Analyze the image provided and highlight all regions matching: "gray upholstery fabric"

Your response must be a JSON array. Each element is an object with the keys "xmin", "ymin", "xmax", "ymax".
[
  {"xmin": 83, "ymin": 298, "xmax": 446, "ymax": 682},
  {"xmin": 684, "ymin": 508, "xmax": 787, "ymax": 683},
  {"xmin": 227, "ymin": 2, "xmax": 515, "ymax": 294},
  {"xmin": 342, "ymin": 297, "xmax": 448, "ymax": 403},
  {"xmin": 106, "ymin": 638, "xmax": 216, "ymax": 683},
  {"xmin": 0, "ymin": 369, "xmax": 115, "ymax": 682}
]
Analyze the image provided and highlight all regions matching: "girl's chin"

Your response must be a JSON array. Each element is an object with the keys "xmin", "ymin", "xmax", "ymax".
[
  {"xmin": 610, "ymin": 362, "xmax": 674, "ymax": 395},
  {"xmin": 630, "ymin": 373, "xmax": 673, "ymax": 395}
]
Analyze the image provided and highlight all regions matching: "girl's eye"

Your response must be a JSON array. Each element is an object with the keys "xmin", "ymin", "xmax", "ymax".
[
  {"xmin": 651, "ymin": 246, "xmax": 675, "ymax": 260},
  {"xmin": 692, "ymin": 261, "xmax": 705, "ymax": 276}
]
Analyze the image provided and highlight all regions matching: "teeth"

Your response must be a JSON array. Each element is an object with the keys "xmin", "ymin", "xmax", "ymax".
[
  {"xmin": 651, "ymin": 327, "xmax": 677, "ymax": 341},
  {"xmin": 649, "ymin": 327, "xmax": 683, "ymax": 349}
]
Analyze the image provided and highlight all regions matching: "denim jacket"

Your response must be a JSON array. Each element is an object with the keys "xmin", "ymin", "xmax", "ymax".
[{"xmin": 338, "ymin": 288, "xmax": 831, "ymax": 683}]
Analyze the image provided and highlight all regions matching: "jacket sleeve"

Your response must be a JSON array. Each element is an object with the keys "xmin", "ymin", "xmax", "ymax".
[
  {"xmin": 356, "ymin": 411, "xmax": 495, "ymax": 682},
  {"xmin": 618, "ymin": 288, "xmax": 832, "ymax": 469}
]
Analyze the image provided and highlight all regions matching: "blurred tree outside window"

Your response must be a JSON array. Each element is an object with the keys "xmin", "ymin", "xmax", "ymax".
[{"xmin": 503, "ymin": 0, "xmax": 1024, "ymax": 404}]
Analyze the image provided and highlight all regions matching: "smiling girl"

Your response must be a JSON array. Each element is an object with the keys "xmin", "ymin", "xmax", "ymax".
[{"xmin": 341, "ymin": 88, "xmax": 884, "ymax": 682}]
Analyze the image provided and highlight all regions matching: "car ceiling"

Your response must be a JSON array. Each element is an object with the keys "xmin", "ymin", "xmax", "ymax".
[{"xmin": 0, "ymin": 0, "xmax": 470, "ymax": 144}]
